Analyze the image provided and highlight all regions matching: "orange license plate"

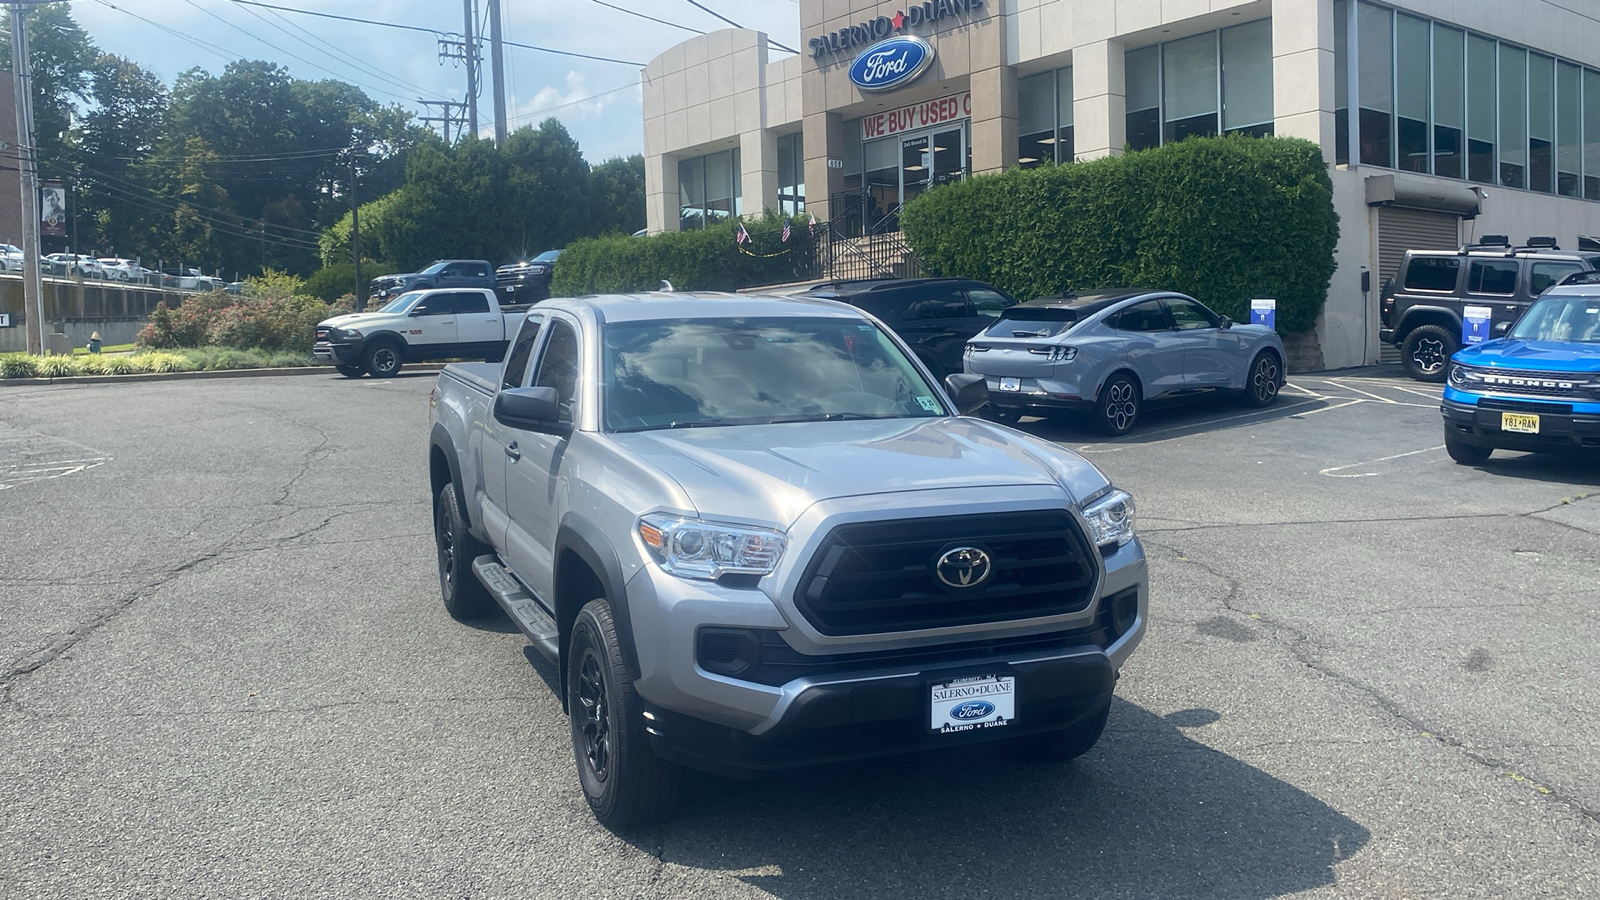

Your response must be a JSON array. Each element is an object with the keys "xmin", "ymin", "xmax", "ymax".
[{"xmin": 1501, "ymin": 412, "xmax": 1540, "ymax": 434}]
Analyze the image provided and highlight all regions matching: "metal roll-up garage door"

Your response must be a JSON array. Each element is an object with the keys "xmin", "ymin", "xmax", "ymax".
[{"xmin": 1377, "ymin": 207, "xmax": 1460, "ymax": 361}]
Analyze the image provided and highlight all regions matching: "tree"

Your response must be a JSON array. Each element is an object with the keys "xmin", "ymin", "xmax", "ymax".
[
  {"xmin": 589, "ymin": 155, "xmax": 645, "ymax": 236},
  {"xmin": 79, "ymin": 54, "xmax": 168, "ymax": 255},
  {"xmin": 0, "ymin": 5, "xmax": 98, "ymax": 172}
]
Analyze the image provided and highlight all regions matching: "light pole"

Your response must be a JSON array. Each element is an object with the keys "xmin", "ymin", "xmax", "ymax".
[{"xmin": 9, "ymin": 0, "xmax": 55, "ymax": 355}]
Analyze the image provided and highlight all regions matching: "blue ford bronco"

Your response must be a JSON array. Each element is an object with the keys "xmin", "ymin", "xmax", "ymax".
[{"xmin": 1441, "ymin": 274, "xmax": 1600, "ymax": 464}]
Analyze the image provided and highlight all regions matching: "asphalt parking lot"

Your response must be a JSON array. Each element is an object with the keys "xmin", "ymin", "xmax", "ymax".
[{"xmin": 2, "ymin": 369, "xmax": 1597, "ymax": 898}]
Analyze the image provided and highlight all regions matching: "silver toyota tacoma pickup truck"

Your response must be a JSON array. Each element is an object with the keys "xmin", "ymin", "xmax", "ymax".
[{"xmin": 427, "ymin": 291, "xmax": 1147, "ymax": 827}]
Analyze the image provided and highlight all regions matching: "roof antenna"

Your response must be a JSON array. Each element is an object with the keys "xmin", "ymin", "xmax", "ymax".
[{"xmin": 658, "ymin": 279, "xmax": 674, "ymax": 292}]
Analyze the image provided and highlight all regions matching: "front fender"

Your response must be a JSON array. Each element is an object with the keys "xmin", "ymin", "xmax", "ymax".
[{"xmin": 555, "ymin": 514, "xmax": 640, "ymax": 680}]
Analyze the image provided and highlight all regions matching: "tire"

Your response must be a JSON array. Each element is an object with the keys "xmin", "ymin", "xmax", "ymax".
[
  {"xmin": 434, "ymin": 482, "xmax": 494, "ymax": 619},
  {"xmin": 1242, "ymin": 350, "xmax": 1283, "ymax": 408},
  {"xmin": 569, "ymin": 599, "xmax": 680, "ymax": 828},
  {"xmin": 1445, "ymin": 432, "xmax": 1493, "ymax": 466},
  {"xmin": 335, "ymin": 364, "xmax": 365, "ymax": 378},
  {"xmin": 363, "ymin": 340, "xmax": 403, "ymax": 378},
  {"xmin": 1007, "ymin": 698, "xmax": 1112, "ymax": 763},
  {"xmin": 1096, "ymin": 373, "xmax": 1141, "ymax": 435},
  {"xmin": 1401, "ymin": 324, "xmax": 1455, "ymax": 382}
]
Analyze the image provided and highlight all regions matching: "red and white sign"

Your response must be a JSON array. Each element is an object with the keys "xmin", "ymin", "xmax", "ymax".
[{"xmin": 862, "ymin": 91, "xmax": 972, "ymax": 140}]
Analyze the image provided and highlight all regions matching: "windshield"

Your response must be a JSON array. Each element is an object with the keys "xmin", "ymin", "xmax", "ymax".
[
  {"xmin": 602, "ymin": 317, "xmax": 946, "ymax": 432},
  {"xmin": 376, "ymin": 291, "xmax": 422, "ymax": 314},
  {"xmin": 532, "ymin": 250, "xmax": 561, "ymax": 263},
  {"xmin": 421, "ymin": 261, "xmax": 450, "ymax": 275},
  {"xmin": 1509, "ymin": 294, "xmax": 1600, "ymax": 343}
]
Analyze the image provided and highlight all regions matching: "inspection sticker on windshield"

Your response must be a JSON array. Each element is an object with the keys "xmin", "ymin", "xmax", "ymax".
[
  {"xmin": 916, "ymin": 396, "xmax": 938, "ymax": 411},
  {"xmin": 931, "ymin": 675, "xmax": 1014, "ymax": 733},
  {"xmin": 999, "ymin": 377, "xmax": 1021, "ymax": 391}
]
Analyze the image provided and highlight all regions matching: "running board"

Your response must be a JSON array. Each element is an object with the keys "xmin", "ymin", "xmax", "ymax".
[{"xmin": 472, "ymin": 555, "xmax": 560, "ymax": 663}]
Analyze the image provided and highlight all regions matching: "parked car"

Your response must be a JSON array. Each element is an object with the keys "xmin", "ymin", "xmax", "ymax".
[
  {"xmin": 495, "ymin": 249, "xmax": 562, "ymax": 301},
  {"xmin": 964, "ymin": 289, "xmax": 1286, "ymax": 434},
  {"xmin": 1381, "ymin": 236, "xmax": 1600, "ymax": 382},
  {"xmin": 314, "ymin": 286, "xmax": 530, "ymax": 377},
  {"xmin": 800, "ymin": 277, "xmax": 1019, "ymax": 379},
  {"xmin": 369, "ymin": 259, "xmax": 495, "ymax": 303},
  {"xmin": 97, "ymin": 258, "xmax": 143, "ymax": 282},
  {"xmin": 44, "ymin": 253, "xmax": 105, "ymax": 279},
  {"xmin": 428, "ymin": 290, "xmax": 1147, "ymax": 826},
  {"xmin": 1440, "ymin": 274, "xmax": 1600, "ymax": 463}
]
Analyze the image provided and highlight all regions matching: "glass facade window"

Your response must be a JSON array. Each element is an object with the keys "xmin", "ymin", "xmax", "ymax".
[
  {"xmin": 1016, "ymin": 66, "xmax": 1075, "ymax": 167},
  {"xmin": 1340, "ymin": 2, "xmax": 1600, "ymax": 204},
  {"xmin": 1357, "ymin": 1, "xmax": 1393, "ymax": 167},
  {"xmin": 678, "ymin": 148, "xmax": 740, "ymax": 231},
  {"xmin": 1557, "ymin": 62, "xmax": 1581, "ymax": 197},
  {"xmin": 776, "ymin": 132, "xmax": 805, "ymax": 216},
  {"xmin": 1433, "ymin": 24, "xmax": 1464, "ymax": 179},
  {"xmin": 1125, "ymin": 20, "xmax": 1273, "ymax": 152},
  {"xmin": 1395, "ymin": 14, "xmax": 1429, "ymax": 172},
  {"xmin": 1126, "ymin": 46, "xmax": 1161, "ymax": 151}
]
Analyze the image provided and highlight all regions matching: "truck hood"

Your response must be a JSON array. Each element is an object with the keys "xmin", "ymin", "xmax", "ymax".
[
  {"xmin": 607, "ymin": 417, "xmax": 1107, "ymax": 529},
  {"xmin": 320, "ymin": 312, "xmax": 396, "ymax": 329},
  {"xmin": 1458, "ymin": 339, "xmax": 1600, "ymax": 373}
]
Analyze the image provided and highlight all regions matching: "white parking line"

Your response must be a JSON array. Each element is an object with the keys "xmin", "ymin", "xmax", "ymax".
[
  {"xmin": 1325, "ymin": 379, "xmax": 1400, "ymax": 404},
  {"xmin": 1319, "ymin": 445, "xmax": 1444, "ymax": 478}
]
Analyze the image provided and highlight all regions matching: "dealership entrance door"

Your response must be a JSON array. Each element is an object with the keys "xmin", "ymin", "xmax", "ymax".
[{"xmin": 851, "ymin": 123, "xmax": 968, "ymax": 235}]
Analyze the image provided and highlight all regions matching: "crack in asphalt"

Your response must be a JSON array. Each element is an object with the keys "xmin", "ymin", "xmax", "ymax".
[
  {"xmin": 1143, "ymin": 495, "xmax": 1599, "ymax": 537},
  {"xmin": 10, "ymin": 695, "xmax": 541, "ymax": 719},
  {"xmin": 1143, "ymin": 537, "xmax": 1600, "ymax": 827}
]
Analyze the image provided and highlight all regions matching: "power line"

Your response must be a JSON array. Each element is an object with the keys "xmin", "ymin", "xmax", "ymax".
[
  {"xmin": 234, "ymin": 0, "xmax": 447, "ymax": 101},
  {"xmin": 587, "ymin": 0, "xmax": 703, "ymax": 36},
  {"xmin": 68, "ymin": 158, "xmax": 330, "ymax": 240},
  {"xmin": 88, "ymin": 184, "xmax": 324, "ymax": 251},
  {"xmin": 505, "ymin": 82, "xmax": 636, "ymax": 126},
  {"xmin": 677, "ymin": 0, "xmax": 798, "ymax": 54}
]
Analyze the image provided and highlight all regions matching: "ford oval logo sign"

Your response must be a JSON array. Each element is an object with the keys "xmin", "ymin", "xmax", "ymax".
[
  {"xmin": 951, "ymin": 700, "xmax": 995, "ymax": 720},
  {"xmin": 848, "ymin": 36, "xmax": 935, "ymax": 92}
]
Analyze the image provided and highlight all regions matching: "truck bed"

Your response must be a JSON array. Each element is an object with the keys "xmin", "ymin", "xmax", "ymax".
[{"xmin": 441, "ymin": 362, "xmax": 501, "ymax": 396}]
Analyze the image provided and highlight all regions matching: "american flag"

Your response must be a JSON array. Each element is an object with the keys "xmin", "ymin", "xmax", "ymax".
[
  {"xmin": 781, "ymin": 220, "xmax": 791, "ymax": 242},
  {"xmin": 736, "ymin": 224, "xmax": 750, "ymax": 244},
  {"xmin": 808, "ymin": 211, "xmax": 817, "ymax": 236}
]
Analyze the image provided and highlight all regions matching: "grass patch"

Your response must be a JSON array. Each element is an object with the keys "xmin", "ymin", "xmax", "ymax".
[
  {"xmin": 0, "ymin": 347, "xmax": 317, "ymax": 378},
  {"xmin": 71, "ymin": 343, "xmax": 136, "ymax": 355}
]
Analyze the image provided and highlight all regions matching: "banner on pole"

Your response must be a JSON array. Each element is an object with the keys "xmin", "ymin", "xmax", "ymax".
[{"xmin": 41, "ymin": 179, "xmax": 66, "ymax": 237}]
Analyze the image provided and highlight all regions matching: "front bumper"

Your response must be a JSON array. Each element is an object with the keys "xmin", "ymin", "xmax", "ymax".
[
  {"xmin": 311, "ymin": 340, "xmax": 364, "ymax": 365},
  {"xmin": 624, "ymin": 525, "xmax": 1147, "ymax": 776},
  {"xmin": 1441, "ymin": 391, "xmax": 1600, "ymax": 451}
]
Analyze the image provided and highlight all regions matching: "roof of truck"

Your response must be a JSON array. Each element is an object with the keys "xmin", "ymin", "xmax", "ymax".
[{"xmin": 543, "ymin": 291, "xmax": 865, "ymax": 324}]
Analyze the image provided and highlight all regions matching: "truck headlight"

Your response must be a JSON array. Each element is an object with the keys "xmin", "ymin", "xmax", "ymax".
[
  {"xmin": 638, "ymin": 515, "xmax": 787, "ymax": 581},
  {"xmin": 1082, "ymin": 489, "xmax": 1136, "ymax": 549}
]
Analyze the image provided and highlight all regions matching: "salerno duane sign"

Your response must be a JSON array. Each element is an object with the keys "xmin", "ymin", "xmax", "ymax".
[{"xmin": 808, "ymin": 0, "xmax": 986, "ymax": 62}]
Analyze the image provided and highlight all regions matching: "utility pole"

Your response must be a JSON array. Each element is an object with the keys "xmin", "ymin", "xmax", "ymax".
[
  {"xmin": 462, "ymin": 0, "xmax": 478, "ymax": 139},
  {"xmin": 10, "ymin": 0, "xmax": 49, "ymax": 356},
  {"xmin": 488, "ymin": 0, "xmax": 506, "ymax": 145},
  {"xmin": 349, "ymin": 152, "xmax": 363, "ymax": 311},
  {"xmin": 417, "ymin": 99, "xmax": 466, "ymax": 143}
]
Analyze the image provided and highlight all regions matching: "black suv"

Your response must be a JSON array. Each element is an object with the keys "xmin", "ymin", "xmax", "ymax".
[
  {"xmin": 1381, "ymin": 236, "xmax": 1600, "ymax": 381},
  {"xmin": 802, "ymin": 277, "xmax": 1018, "ymax": 379}
]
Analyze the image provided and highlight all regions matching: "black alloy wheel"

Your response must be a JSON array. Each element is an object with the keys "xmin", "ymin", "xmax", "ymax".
[
  {"xmin": 1401, "ymin": 324, "xmax": 1455, "ymax": 383},
  {"xmin": 1096, "ymin": 374, "xmax": 1141, "ymax": 435},
  {"xmin": 433, "ymin": 483, "xmax": 493, "ymax": 619},
  {"xmin": 567, "ymin": 599, "xmax": 680, "ymax": 828},
  {"xmin": 363, "ymin": 342, "xmax": 403, "ymax": 378},
  {"xmin": 1243, "ymin": 351, "xmax": 1282, "ymax": 408}
]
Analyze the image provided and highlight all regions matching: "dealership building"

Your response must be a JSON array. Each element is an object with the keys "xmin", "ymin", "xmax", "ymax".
[{"xmin": 640, "ymin": 0, "xmax": 1600, "ymax": 368}]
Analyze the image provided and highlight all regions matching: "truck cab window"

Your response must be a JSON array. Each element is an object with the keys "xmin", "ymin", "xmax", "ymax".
[
  {"xmin": 502, "ymin": 317, "xmax": 543, "ymax": 389},
  {"xmin": 533, "ymin": 320, "xmax": 580, "ymax": 423},
  {"xmin": 456, "ymin": 291, "xmax": 490, "ymax": 314},
  {"xmin": 412, "ymin": 293, "xmax": 455, "ymax": 316}
]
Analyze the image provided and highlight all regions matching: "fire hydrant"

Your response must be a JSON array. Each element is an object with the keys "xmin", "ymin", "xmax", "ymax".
[{"xmin": 88, "ymin": 331, "xmax": 102, "ymax": 354}]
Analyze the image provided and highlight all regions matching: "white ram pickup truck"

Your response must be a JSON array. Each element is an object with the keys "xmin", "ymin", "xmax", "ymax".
[{"xmin": 313, "ymin": 287, "xmax": 530, "ymax": 377}]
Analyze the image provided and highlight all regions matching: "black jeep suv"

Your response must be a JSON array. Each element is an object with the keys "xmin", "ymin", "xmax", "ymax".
[
  {"xmin": 801, "ymin": 277, "xmax": 1018, "ymax": 379},
  {"xmin": 1381, "ymin": 236, "xmax": 1600, "ymax": 381}
]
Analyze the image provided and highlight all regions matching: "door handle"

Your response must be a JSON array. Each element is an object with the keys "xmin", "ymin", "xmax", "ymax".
[{"xmin": 505, "ymin": 441, "xmax": 521, "ymax": 461}]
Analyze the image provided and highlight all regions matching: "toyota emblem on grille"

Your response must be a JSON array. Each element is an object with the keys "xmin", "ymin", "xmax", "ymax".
[{"xmin": 935, "ymin": 546, "xmax": 993, "ymax": 589}]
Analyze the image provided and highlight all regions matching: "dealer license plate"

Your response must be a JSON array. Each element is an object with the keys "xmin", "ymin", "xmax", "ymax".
[
  {"xmin": 1502, "ymin": 412, "xmax": 1541, "ymax": 434},
  {"xmin": 930, "ymin": 675, "xmax": 1015, "ymax": 733},
  {"xmin": 999, "ymin": 377, "xmax": 1021, "ymax": 392}
]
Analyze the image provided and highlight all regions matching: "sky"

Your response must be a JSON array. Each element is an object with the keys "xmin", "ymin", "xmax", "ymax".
[{"xmin": 68, "ymin": 0, "xmax": 804, "ymax": 162}]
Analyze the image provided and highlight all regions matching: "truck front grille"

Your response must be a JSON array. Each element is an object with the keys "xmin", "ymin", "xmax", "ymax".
[{"xmin": 795, "ymin": 510, "xmax": 1098, "ymax": 636}]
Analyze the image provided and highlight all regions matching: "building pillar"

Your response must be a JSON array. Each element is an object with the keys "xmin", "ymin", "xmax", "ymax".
[
  {"xmin": 1072, "ymin": 39, "xmax": 1126, "ymax": 160},
  {"xmin": 740, "ymin": 129, "xmax": 779, "ymax": 219},
  {"xmin": 645, "ymin": 151, "xmax": 680, "ymax": 233},
  {"xmin": 970, "ymin": 66, "xmax": 1018, "ymax": 175},
  {"xmin": 1272, "ymin": 0, "xmax": 1337, "ymax": 165},
  {"xmin": 802, "ymin": 110, "xmax": 845, "ymax": 223}
]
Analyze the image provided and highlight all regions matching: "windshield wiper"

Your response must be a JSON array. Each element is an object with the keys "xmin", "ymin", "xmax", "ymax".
[
  {"xmin": 761, "ymin": 412, "xmax": 902, "ymax": 424},
  {"xmin": 614, "ymin": 420, "xmax": 731, "ymax": 433}
]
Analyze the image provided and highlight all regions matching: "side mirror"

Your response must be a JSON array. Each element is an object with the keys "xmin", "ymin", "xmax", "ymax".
[
  {"xmin": 494, "ymin": 386, "xmax": 567, "ymax": 433},
  {"xmin": 1220, "ymin": 316, "xmax": 1234, "ymax": 329},
  {"xmin": 944, "ymin": 373, "xmax": 990, "ymax": 416},
  {"xmin": 1492, "ymin": 321, "xmax": 1512, "ymax": 337}
]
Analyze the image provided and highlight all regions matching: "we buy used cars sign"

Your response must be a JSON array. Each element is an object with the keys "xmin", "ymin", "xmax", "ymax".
[{"xmin": 862, "ymin": 92, "xmax": 972, "ymax": 140}]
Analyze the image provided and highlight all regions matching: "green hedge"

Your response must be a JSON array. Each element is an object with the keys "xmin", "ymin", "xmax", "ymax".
[
  {"xmin": 899, "ymin": 135, "xmax": 1339, "ymax": 334},
  {"xmin": 552, "ymin": 214, "xmax": 816, "ymax": 295}
]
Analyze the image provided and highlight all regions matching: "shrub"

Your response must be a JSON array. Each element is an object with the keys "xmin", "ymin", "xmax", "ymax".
[
  {"xmin": 0, "ymin": 354, "xmax": 39, "ymax": 378},
  {"xmin": 136, "ymin": 290, "xmax": 352, "ymax": 353},
  {"xmin": 898, "ymin": 135, "xmax": 1340, "ymax": 334},
  {"xmin": 552, "ymin": 213, "xmax": 818, "ymax": 295}
]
